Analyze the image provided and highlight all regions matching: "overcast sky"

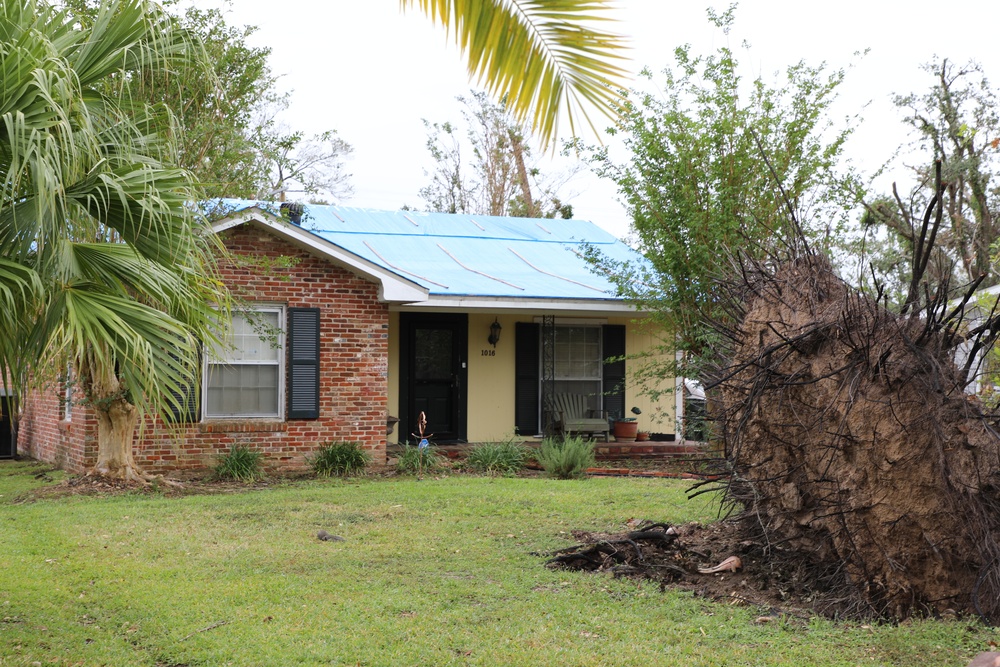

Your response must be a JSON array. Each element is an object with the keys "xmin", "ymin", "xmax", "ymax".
[{"xmin": 202, "ymin": 1, "xmax": 1000, "ymax": 239}]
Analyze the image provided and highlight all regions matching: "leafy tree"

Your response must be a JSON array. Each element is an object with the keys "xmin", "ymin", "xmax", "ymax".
[
  {"xmin": 402, "ymin": 0, "xmax": 629, "ymax": 149},
  {"xmin": 861, "ymin": 58, "xmax": 1000, "ymax": 294},
  {"xmin": 63, "ymin": 0, "xmax": 354, "ymax": 203},
  {"xmin": 267, "ymin": 129, "xmax": 354, "ymax": 203},
  {"xmin": 581, "ymin": 8, "xmax": 858, "ymax": 365},
  {"xmin": 131, "ymin": 2, "xmax": 281, "ymax": 199},
  {"xmin": 0, "ymin": 0, "xmax": 228, "ymax": 481},
  {"xmin": 159, "ymin": 4, "xmax": 354, "ymax": 202},
  {"xmin": 420, "ymin": 91, "xmax": 577, "ymax": 218}
]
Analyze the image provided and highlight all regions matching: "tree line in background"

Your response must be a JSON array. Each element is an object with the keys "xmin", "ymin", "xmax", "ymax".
[
  {"xmin": 64, "ymin": 0, "xmax": 355, "ymax": 204},
  {"xmin": 417, "ymin": 91, "xmax": 576, "ymax": 219},
  {"xmin": 68, "ymin": 0, "xmax": 588, "ymax": 215}
]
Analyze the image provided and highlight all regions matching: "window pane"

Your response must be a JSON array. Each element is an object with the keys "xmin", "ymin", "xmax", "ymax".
[
  {"xmin": 206, "ymin": 364, "xmax": 280, "ymax": 417},
  {"xmin": 554, "ymin": 326, "xmax": 601, "ymax": 379},
  {"xmin": 209, "ymin": 311, "xmax": 281, "ymax": 363},
  {"xmin": 415, "ymin": 329, "xmax": 453, "ymax": 380}
]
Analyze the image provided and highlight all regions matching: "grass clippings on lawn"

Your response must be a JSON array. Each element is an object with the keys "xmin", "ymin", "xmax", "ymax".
[{"xmin": 0, "ymin": 459, "xmax": 996, "ymax": 666}]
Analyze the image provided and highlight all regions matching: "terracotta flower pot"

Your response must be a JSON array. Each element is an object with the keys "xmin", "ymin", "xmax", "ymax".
[
  {"xmin": 613, "ymin": 420, "xmax": 638, "ymax": 442},
  {"xmin": 636, "ymin": 431, "xmax": 650, "ymax": 442}
]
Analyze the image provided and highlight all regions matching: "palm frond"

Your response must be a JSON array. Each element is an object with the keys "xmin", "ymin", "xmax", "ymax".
[
  {"xmin": 0, "ymin": 258, "xmax": 42, "ymax": 390},
  {"xmin": 0, "ymin": 0, "xmax": 230, "ymax": 425},
  {"xmin": 49, "ymin": 287, "xmax": 202, "ymax": 421},
  {"xmin": 402, "ymin": 0, "xmax": 629, "ymax": 147}
]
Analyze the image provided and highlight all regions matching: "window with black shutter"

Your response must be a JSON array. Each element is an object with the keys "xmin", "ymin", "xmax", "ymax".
[
  {"xmin": 205, "ymin": 308, "xmax": 284, "ymax": 418},
  {"xmin": 516, "ymin": 322, "xmax": 626, "ymax": 434},
  {"xmin": 287, "ymin": 307, "xmax": 320, "ymax": 420}
]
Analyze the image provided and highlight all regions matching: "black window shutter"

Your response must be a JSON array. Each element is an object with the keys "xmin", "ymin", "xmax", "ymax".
[
  {"xmin": 165, "ymin": 351, "xmax": 200, "ymax": 424},
  {"xmin": 514, "ymin": 322, "xmax": 540, "ymax": 435},
  {"xmin": 287, "ymin": 307, "xmax": 321, "ymax": 420},
  {"xmin": 603, "ymin": 325, "xmax": 626, "ymax": 421}
]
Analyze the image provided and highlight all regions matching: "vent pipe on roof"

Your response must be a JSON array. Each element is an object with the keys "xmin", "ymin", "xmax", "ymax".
[{"xmin": 280, "ymin": 202, "xmax": 304, "ymax": 225}]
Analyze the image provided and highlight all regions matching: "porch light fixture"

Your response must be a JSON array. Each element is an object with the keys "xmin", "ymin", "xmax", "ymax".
[{"xmin": 488, "ymin": 318, "xmax": 502, "ymax": 348}]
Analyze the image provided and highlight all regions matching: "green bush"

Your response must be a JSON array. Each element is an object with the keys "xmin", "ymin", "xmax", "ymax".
[
  {"xmin": 312, "ymin": 442, "xmax": 371, "ymax": 477},
  {"xmin": 465, "ymin": 440, "xmax": 529, "ymax": 476},
  {"xmin": 214, "ymin": 445, "xmax": 265, "ymax": 482},
  {"xmin": 396, "ymin": 443, "xmax": 445, "ymax": 474},
  {"xmin": 536, "ymin": 436, "xmax": 595, "ymax": 479}
]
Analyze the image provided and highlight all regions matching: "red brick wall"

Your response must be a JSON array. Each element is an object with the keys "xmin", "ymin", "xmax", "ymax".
[
  {"xmin": 18, "ymin": 379, "xmax": 96, "ymax": 474},
  {"xmin": 21, "ymin": 222, "xmax": 390, "ymax": 474}
]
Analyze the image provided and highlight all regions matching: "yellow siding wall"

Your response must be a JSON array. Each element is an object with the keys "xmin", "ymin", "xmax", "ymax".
[
  {"xmin": 466, "ymin": 313, "xmax": 519, "ymax": 441},
  {"xmin": 387, "ymin": 312, "xmax": 676, "ymax": 443},
  {"xmin": 611, "ymin": 315, "xmax": 677, "ymax": 435}
]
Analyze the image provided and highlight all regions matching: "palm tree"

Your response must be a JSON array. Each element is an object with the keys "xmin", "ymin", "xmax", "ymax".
[
  {"xmin": 402, "ymin": 0, "xmax": 629, "ymax": 148},
  {"xmin": 0, "ymin": 0, "xmax": 228, "ymax": 481}
]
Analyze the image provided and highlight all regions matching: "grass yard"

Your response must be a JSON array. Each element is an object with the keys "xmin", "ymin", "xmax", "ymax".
[{"xmin": 0, "ymin": 460, "xmax": 995, "ymax": 666}]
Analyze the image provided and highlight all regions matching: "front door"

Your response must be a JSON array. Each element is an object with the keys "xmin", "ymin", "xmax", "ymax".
[{"xmin": 400, "ymin": 313, "xmax": 467, "ymax": 443}]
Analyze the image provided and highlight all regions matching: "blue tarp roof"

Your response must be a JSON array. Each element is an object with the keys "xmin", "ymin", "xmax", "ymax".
[{"xmin": 219, "ymin": 200, "xmax": 644, "ymax": 301}]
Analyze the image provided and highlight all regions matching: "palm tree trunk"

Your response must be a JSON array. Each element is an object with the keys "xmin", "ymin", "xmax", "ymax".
[
  {"xmin": 92, "ymin": 396, "xmax": 144, "ymax": 482},
  {"xmin": 81, "ymin": 349, "xmax": 146, "ymax": 482}
]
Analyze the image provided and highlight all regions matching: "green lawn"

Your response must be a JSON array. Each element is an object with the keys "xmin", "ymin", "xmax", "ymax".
[{"xmin": 0, "ymin": 460, "xmax": 994, "ymax": 666}]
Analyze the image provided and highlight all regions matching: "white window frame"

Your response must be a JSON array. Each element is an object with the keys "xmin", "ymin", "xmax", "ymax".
[
  {"xmin": 61, "ymin": 364, "xmax": 73, "ymax": 422},
  {"xmin": 547, "ymin": 323, "xmax": 605, "ymax": 414},
  {"xmin": 203, "ymin": 305, "xmax": 285, "ymax": 420},
  {"xmin": 554, "ymin": 324, "xmax": 603, "ymax": 385}
]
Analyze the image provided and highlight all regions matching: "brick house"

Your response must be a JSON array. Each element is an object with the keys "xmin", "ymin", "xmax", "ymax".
[{"xmin": 13, "ymin": 202, "xmax": 678, "ymax": 473}]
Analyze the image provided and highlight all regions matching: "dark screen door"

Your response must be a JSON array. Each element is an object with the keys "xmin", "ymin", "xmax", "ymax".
[{"xmin": 400, "ymin": 313, "xmax": 467, "ymax": 443}]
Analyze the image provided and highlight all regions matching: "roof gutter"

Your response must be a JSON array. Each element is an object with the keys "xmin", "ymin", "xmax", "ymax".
[{"xmin": 399, "ymin": 294, "xmax": 647, "ymax": 314}]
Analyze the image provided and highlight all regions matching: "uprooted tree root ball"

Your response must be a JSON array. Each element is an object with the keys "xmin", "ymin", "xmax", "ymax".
[
  {"xmin": 553, "ymin": 255, "xmax": 1000, "ymax": 623},
  {"xmin": 706, "ymin": 254, "xmax": 1000, "ymax": 622}
]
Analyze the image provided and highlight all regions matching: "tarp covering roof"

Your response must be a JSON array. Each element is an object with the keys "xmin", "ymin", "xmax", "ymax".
[{"xmin": 217, "ymin": 201, "xmax": 646, "ymax": 302}]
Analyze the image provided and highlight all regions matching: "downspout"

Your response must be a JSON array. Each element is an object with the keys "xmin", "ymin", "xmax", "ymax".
[{"xmin": 675, "ymin": 350, "xmax": 685, "ymax": 444}]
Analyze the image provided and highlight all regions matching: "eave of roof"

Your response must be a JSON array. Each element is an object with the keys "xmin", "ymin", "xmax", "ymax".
[{"xmin": 212, "ymin": 207, "xmax": 428, "ymax": 303}]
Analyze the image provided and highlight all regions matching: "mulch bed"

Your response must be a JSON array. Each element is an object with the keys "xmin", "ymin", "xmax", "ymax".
[{"xmin": 12, "ymin": 457, "xmax": 726, "ymax": 504}]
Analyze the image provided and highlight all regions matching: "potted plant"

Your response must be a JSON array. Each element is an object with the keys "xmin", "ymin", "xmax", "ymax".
[
  {"xmin": 613, "ymin": 418, "xmax": 638, "ymax": 442},
  {"xmin": 613, "ymin": 406, "xmax": 642, "ymax": 442},
  {"xmin": 636, "ymin": 431, "xmax": 650, "ymax": 442}
]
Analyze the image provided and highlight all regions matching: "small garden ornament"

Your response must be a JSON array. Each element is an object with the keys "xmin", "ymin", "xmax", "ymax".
[{"xmin": 411, "ymin": 411, "xmax": 433, "ymax": 481}]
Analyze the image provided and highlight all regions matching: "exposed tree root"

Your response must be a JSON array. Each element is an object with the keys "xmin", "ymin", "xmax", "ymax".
[
  {"xmin": 86, "ymin": 468, "xmax": 184, "ymax": 489},
  {"xmin": 545, "ymin": 519, "xmax": 894, "ymax": 620}
]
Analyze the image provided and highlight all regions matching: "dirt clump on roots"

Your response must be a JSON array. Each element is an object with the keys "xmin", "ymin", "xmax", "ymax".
[
  {"xmin": 545, "ymin": 519, "xmax": 850, "ymax": 619},
  {"xmin": 714, "ymin": 255, "xmax": 1000, "ymax": 621}
]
